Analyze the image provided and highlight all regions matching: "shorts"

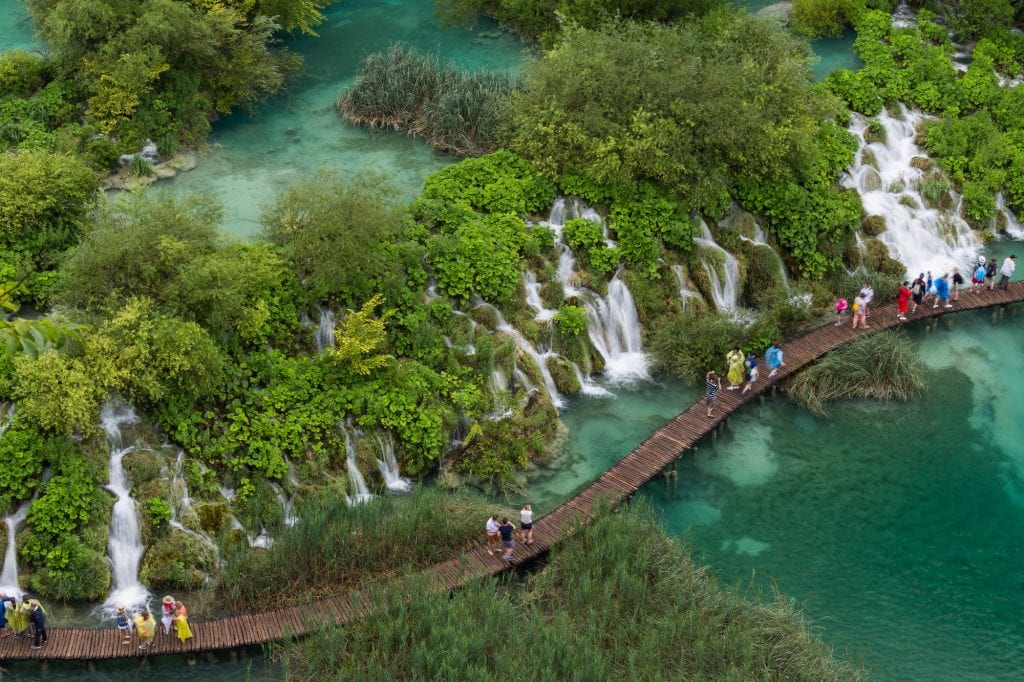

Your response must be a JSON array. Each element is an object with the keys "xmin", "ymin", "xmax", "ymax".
[
  {"xmin": 520, "ymin": 522, "xmax": 532, "ymax": 530},
  {"xmin": 503, "ymin": 540, "xmax": 514, "ymax": 548},
  {"xmin": 912, "ymin": 293, "xmax": 923, "ymax": 304},
  {"xmin": 748, "ymin": 369, "xmax": 759, "ymax": 382}
]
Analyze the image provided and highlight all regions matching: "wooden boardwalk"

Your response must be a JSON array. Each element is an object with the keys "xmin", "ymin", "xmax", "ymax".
[{"xmin": 2, "ymin": 282, "xmax": 1022, "ymax": 661}]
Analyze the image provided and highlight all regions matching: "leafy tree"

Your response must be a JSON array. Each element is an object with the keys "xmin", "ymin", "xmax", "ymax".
[
  {"xmin": 328, "ymin": 294, "xmax": 395, "ymax": 376},
  {"xmin": 11, "ymin": 350, "xmax": 101, "ymax": 435},
  {"xmin": 262, "ymin": 173, "xmax": 406, "ymax": 307},
  {"xmin": 501, "ymin": 11, "xmax": 842, "ymax": 216},
  {"xmin": 0, "ymin": 149, "xmax": 98, "ymax": 266}
]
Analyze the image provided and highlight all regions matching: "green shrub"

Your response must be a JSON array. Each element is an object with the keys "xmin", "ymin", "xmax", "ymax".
[
  {"xmin": 145, "ymin": 498, "xmax": 173, "ymax": 528},
  {"xmin": 787, "ymin": 330, "xmax": 926, "ymax": 415},
  {"xmin": 553, "ymin": 305, "xmax": 587, "ymax": 337},
  {"xmin": 0, "ymin": 51, "xmax": 46, "ymax": 97},
  {"xmin": 649, "ymin": 311, "xmax": 745, "ymax": 384}
]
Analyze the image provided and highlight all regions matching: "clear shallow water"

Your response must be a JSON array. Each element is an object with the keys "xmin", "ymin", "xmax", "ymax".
[
  {"xmin": 638, "ymin": 309, "xmax": 1024, "ymax": 680},
  {"xmin": 0, "ymin": 0, "xmax": 35, "ymax": 52},
  {"xmin": 160, "ymin": 0, "xmax": 528, "ymax": 236}
]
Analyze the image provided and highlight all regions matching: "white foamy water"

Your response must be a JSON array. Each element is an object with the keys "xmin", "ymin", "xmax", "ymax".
[
  {"xmin": 375, "ymin": 432, "xmax": 412, "ymax": 493},
  {"xmin": 843, "ymin": 106, "xmax": 983, "ymax": 276},
  {"xmin": 694, "ymin": 221, "xmax": 741, "ymax": 311},
  {"xmin": 342, "ymin": 424, "xmax": 375, "ymax": 505}
]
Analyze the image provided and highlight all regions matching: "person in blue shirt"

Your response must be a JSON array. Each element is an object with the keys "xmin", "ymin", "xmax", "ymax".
[
  {"xmin": 933, "ymin": 273, "xmax": 951, "ymax": 309},
  {"xmin": 766, "ymin": 342, "xmax": 784, "ymax": 380},
  {"xmin": 498, "ymin": 517, "xmax": 516, "ymax": 561},
  {"xmin": 741, "ymin": 354, "xmax": 759, "ymax": 394}
]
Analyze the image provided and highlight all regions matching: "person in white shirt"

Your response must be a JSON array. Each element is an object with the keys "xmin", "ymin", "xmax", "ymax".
[
  {"xmin": 520, "ymin": 504, "xmax": 534, "ymax": 545},
  {"xmin": 859, "ymin": 283, "xmax": 874, "ymax": 317},
  {"xmin": 998, "ymin": 255, "xmax": 1016, "ymax": 291},
  {"xmin": 485, "ymin": 514, "xmax": 500, "ymax": 555}
]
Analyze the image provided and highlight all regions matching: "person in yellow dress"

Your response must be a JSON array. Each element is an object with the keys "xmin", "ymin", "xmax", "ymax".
[
  {"xmin": 174, "ymin": 602, "xmax": 193, "ymax": 643},
  {"xmin": 13, "ymin": 596, "xmax": 32, "ymax": 639},
  {"xmin": 5, "ymin": 595, "xmax": 27, "ymax": 638}
]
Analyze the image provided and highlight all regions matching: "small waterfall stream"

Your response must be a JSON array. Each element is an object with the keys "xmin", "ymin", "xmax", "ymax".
[
  {"xmin": 342, "ymin": 425, "xmax": 374, "ymax": 505},
  {"xmin": 694, "ymin": 221, "xmax": 741, "ymax": 311},
  {"xmin": 523, "ymin": 270, "xmax": 556, "ymax": 321},
  {"xmin": 167, "ymin": 451, "xmax": 220, "ymax": 561},
  {"xmin": 314, "ymin": 308, "xmax": 335, "ymax": 353},
  {"xmin": 100, "ymin": 403, "xmax": 149, "ymax": 615},
  {"xmin": 843, "ymin": 106, "xmax": 982, "ymax": 275},
  {"xmin": 491, "ymin": 307, "xmax": 565, "ymax": 408},
  {"xmin": 0, "ymin": 498, "xmax": 32, "ymax": 596},
  {"xmin": 375, "ymin": 432, "xmax": 412, "ymax": 493}
]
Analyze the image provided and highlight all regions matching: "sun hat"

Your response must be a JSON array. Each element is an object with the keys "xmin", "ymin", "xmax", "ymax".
[
  {"xmin": 162, "ymin": 595, "xmax": 175, "ymax": 604},
  {"xmin": 979, "ymin": 256, "xmax": 986, "ymax": 264},
  {"xmin": 116, "ymin": 604, "xmax": 126, "ymax": 612}
]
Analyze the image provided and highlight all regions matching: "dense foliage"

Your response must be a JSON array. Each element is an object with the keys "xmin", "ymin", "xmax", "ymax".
[
  {"xmin": 282, "ymin": 504, "xmax": 859, "ymax": 679},
  {"xmin": 338, "ymin": 44, "xmax": 520, "ymax": 155}
]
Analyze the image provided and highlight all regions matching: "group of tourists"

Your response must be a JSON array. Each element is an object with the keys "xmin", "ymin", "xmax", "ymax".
[
  {"xmin": 115, "ymin": 595, "xmax": 192, "ymax": 650},
  {"xmin": 0, "ymin": 594, "xmax": 47, "ymax": 648},
  {"xmin": 485, "ymin": 504, "xmax": 534, "ymax": 561},
  {"xmin": 705, "ymin": 342, "xmax": 784, "ymax": 417}
]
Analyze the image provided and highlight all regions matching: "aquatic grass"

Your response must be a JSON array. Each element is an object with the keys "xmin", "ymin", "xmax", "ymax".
[
  {"xmin": 786, "ymin": 329, "xmax": 927, "ymax": 416},
  {"xmin": 337, "ymin": 44, "xmax": 520, "ymax": 155},
  {"xmin": 280, "ymin": 503, "xmax": 860, "ymax": 680},
  {"xmin": 218, "ymin": 486, "xmax": 510, "ymax": 611}
]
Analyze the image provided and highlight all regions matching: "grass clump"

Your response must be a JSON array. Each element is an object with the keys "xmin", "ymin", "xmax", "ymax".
[
  {"xmin": 787, "ymin": 329, "xmax": 926, "ymax": 416},
  {"xmin": 337, "ymin": 43, "xmax": 520, "ymax": 155},
  {"xmin": 280, "ymin": 503, "xmax": 860, "ymax": 680},
  {"xmin": 217, "ymin": 486, "xmax": 507, "ymax": 611}
]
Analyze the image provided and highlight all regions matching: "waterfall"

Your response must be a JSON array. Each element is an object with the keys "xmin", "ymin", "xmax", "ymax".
[
  {"xmin": 0, "ymin": 498, "xmax": 32, "ymax": 596},
  {"xmin": 100, "ymin": 402, "xmax": 149, "ymax": 616},
  {"xmin": 671, "ymin": 265, "xmax": 699, "ymax": 307},
  {"xmin": 842, "ymin": 106, "xmax": 982, "ymax": 275},
  {"xmin": 694, "ymin": 221, "xmax": 741, "ymax": 311},
  {"xmin": 270, "ymin": 483, "xmax": 297, "ymax": 527},
  {"xmin": 315, "ymin": 308, "xmax": 335, "ymax": 353},
  {"xmin": 0, "ymin": 403, "xmax": 13, "ymax": 437},
  {"xmin": 342, "ymin": 425, "xmax": 374, "ymax": 505},
  {"xmin": 575, "ymin": 274, "xmax": 649, "ymax": 384},
  {"xmin": 488, "ymin": 306, "xmax": 564, "ymax": 409},
  {"xmin": 994, "ymin": 193, "xmax": 1024, "ymax": 239},
  {"xmin": 523, "ymin": 270, "xmax": 556, "ymax": 321},
  {"xmin": 375, "ymin": 432, "xmax": 412, "ymax": 493}
]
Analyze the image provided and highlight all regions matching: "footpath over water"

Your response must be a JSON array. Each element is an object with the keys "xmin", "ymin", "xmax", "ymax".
[{"xmin": 2, "ymin": 282, "xmax": 1022, "ymax": 661}]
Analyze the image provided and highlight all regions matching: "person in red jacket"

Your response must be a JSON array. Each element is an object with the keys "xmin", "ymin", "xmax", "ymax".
[{"xmin": 897, "ymin": 281, "xmax": 911, "ymax": 322}]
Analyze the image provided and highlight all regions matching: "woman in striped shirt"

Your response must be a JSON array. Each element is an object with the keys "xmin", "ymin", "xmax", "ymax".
[{"xmin": 705, "ymin": 370, "xmax": 721, "ymax": 418}]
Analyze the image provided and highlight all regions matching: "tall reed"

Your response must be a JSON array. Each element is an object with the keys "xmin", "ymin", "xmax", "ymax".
[
  {"xmin": 337, "ymin": 44, "xmax": 519, "ymax": 155},
  {"xmin": 786, "ymin": 329, "xmax": 927, "ymax": 416},
  {"xmin": 218, "ymin": 486, "xmax": 504, "ymax": 611},
  {"xmin": 281, "ymin": 503, "xmax": 861, "ymax": 680}
]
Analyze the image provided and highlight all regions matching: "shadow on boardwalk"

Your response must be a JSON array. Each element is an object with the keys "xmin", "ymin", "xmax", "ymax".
[{"xmin": 3, "ymin": 283, "xmax": 1022, "ymax": 661}]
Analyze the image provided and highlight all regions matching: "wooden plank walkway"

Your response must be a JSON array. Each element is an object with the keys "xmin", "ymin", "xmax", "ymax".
[{"xmin": 2, "ymin": 282, "xmax": 1021, "ymax": 661}]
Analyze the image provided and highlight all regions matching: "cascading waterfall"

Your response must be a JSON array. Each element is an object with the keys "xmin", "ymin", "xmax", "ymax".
[
  {"xmin": 994, "ymin": 193, "xmax": 1024, "ymax": 239},
  {"xmin": 100, "ymin": 402, "xmax": 149, "ymax": 616},
  {"xmin": 341, "ymin": 424, "xmax": 374, "ymax": 505},
  {"xmin": 0, "ymin": 403, "xmax": 13, "ymax": 436},
  {"xmin": 315, "ymin": 308, "xmax": 335, "ymax": 353},
  {"xmin": 490, "ymin": 306, "xmax": 565, "ymax": 408},
  {"xmin": 694, "ymin": 221, "xmax": 741, "ymax": 311},
  {"xmin": 375, "ymin": 432, "xmax": 412, "ymax": 493},
  {"xmin": 0, "ymin": 498, "xmax": 33, "ymax": 596},
  {"xmin": 166, "ymin": 451, "xmax": 219, "ymax": 563},
  {"xmin": 843, "ymin": 106, "xmax": 982, "ymax": 275},
  {"xmin": 523, "ymin": 270, "xmax": 556, "ymax": 321},
  {"xmin": 671, "ymin": 265, "xmax": 699, "ymax": 307},
  {"xmin": 546, "ymin": 198, "xmax": 649, "ymax": 385}
]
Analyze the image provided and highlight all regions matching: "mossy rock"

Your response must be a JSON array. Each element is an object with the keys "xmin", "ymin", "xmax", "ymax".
[
  {"xmin": 552, "ymin": 333, "xmax": 593, "ymax": 373},
  {"xmin": 140, "ymin": 531, "xmax": 216, "ymax": 591},
  {"xmin": 135, "ymin": 478, "xmax": 171, "ymax": 503},
  {"xmin": 898, "ymin": 194, "xmax": 920, "ymax": 210},
  {"xmin": 864, "ymin": 121, "xmax": 887, "ymax": 145},
  {"xmin": 741, "ymin": 243, "xmax": 785, "ymax": 309},
  {"xmin": 196, "ymin": 502, "xmax": 229, "ymax": 534},
  {"xmin": 541, "ymin": 280, "xmax": 565, "ymax": 309},
  {"xmin": 865, "ymin": 239, "xmax": 905, "ymax": 277},
  {"xmin": 469, "ymin": 304, "xmax": 499, "ymax": 330},
  {"xmin": 861, "ymin": 214, "xmax": 887, "ymax": 237},
  {"xmin": 992, "ymin": 210, "xmax": 1008, "ymax": 233},
  {"xmin": 860, "ymin": 167, "xmax": 882, "ymax": 192},
  {"xmin": 860, "ymin": 148, "xmax": 878, "ymax": 169},
  {"xmin": 910, "ymin": 156, "xmax": 933, "ymax": 171},
  {"xmin": 123, "ymin": 450, "xmax": 164, "ymax": 486},
  {"xmin": 886, "ymin": 179, "xmax": 906, "ymax": 193},
  {"xmin": 29, "ymin": 542, "xmax": 110, "ymax": 601},
  {"xmin": 546, "ymin": 357, "xmax": 582, "ymax": 395}
]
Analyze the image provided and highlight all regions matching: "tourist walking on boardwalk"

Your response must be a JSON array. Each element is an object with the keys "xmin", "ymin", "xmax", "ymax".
[
  {"xmin": 999, "ymin": 255, "xmax": 1016, "ymax": 290},
  {"xmin": 925, "ymin": 271, "xmax": 934, "ymax": 304},
  {"xmin": 0, "ymin": 593, "xmax": 7, "ymax": 636},
  {"xmin": 766, "ymin": 342, "xmax": 785, "ymax": 380},
  {"xmin": 973, "ymin": 258, "xmax": 986, "ymax": 294},
  {"xmin": 986, "ymin": 257, "xmax": 998, "ymax": 291},
  {"xmin": 116, "ymin": 604, "xmax": 131, "ymax": 644},
  {"xmin": 897, "ymin": 281, "xmax": 911, "ymax": 321},
  {"xmin": 134, "ymin": 609, "xmax": 156, "ymax": 650},
  {"xmin": 859, "ymin": 282, "xmax": 874, "ymax": 317},
  {"xmin": 520, "ymin": 504, "xmax": 534, "ymax": 545},
  {"xmin": 834, "ymin": 297, "xmax": 848, "ymax": 325},
  {"xmin": 910, "ymin": 274, "xmax": 925, "ymax": 314},
  {"xmin": 174, "ymin": 602, "xmax": 193, "ymax": 644},
  {"xmin": 704, "ymin": 370, "xmax": 721, "ymax": 417},
  {"xmin": 28, "ymin": 599, "xmax": 45, "ymax": 649},
  {"xmin": 725, "ymin": 346, "xmax": 744, "ymax": 390},
  {"xmin": 933, "ymin": 273, "xmax": 952, "ymax": 308},
  {"xmin": 741, "ymin": 353, "xmax": 759, "ymax": 394},
  {"xmin": 851, "ymin": 293, "xmax": 868, "ymax": 329},
  {"xmin": 485, "ymin": 514, "xmax": 500, "ymax": 556},
  {"xmin": 6, "ymin": 594, "xmax": 27, "ymax": 638},
  {"xmin": 161, "ymin": 595, "xmax": 176, "ymax": 635},
  {"xmin": 951, "ymin": 268, "xmax": 964, "ymax": 301},
  {"xmin": 498, "ymin": 517, "xmax": 516, "ymax": 561}
]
